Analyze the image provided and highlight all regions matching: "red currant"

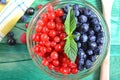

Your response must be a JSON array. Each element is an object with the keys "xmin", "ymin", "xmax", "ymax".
[
  {"xmin": 55, "ymin": 9, "xmax": 64, "ymax": 17},
  {"xmin": 35, "ymin": 25, "xmax": 42, "ymax": 33},
  {"xmin": 40, "ymin": 33, "xmax": 49, "ymax": 41},
  {"xmin": 54, "ymin": 36, "xmax": 60, "ymax": 43},
  {"xmin": 37, "ymin": 52, "xmax": 45, "ymax": 57},
  {"xmin": 62, "ymin": 57, "xmax": 69, "ymax": 63},
  {"xmin": 52, "ymin": 60, "xmax": 59, "ymax": 66},
  {"xmin": 45, "ymin": 41, "xmax": 51, "ymax": 47},
  {"xmin": 32, "ymin": 33, "xmax": 40, "ymax": 42},
  {"xmin": 60, "ymin": 41, "xmax": 65, "ymax": 46},
  {"xmin": 60, "ymin": 67, "xmax": 70, "ymax": 75},
  {"xmin": 48, "ymin": 64, "xmax": 55, "ymax": 70},
  {"xmin": 49, "ymin": 30, "xmax": 56, "ymax": 37},
  {"xmin": 47, "ymin": 57, "xmax": 52, "ymax": 62},
  {"xmin": 47, "ymin": 5, "xmax": 54, "ymax": 12},
  {"xmin": 47, "ymin": 21, "xmax": 55, "ymax": 29},
  {"xmin": 25, "ymin": 23, "xmax": 29, "ymax": 28},
  {"xmin": 55, "ymin": 23, "xmax": 64, "ymax": 31},
  {"xmin": 37, "ymin": 20, "xmax": 44, "ymax": 26},
  {"xmin": 38, "ymin": 41, "xmax": 43, "ymax": 45},
  {"xmin": 42, "ymin": 59, "xmax": 49, "ymax": 66},
  {"xmin": 69, "ymin": 62, "xmax": 77, "ymax": 68},
  {"xmin": 55, "ymin": 44, "xmax": 62, "ymax": 51},
  {"xmin": 34, "ymin": 45, "xmax": 40, "ymax": 53},
  {"xmin": 47, "ymin": 47, "xmax": 52, "ymax": 53},
  {"xmin": 37, "ymin": 4, "xmax": 42, "ymax": 10},
  {"xmin": 50, "ymin": 51, "xmax": 58, "ymax": 59},
  {"xmin": 62, "ymin": 63, "xmax": 68, "ymax": 68},
  {"xmin": 51, "ymin": 41, "xmax": 56, "ymax": 47},
  {"xmin": 60, "ymin": 33, "xmax": 66, "ymax": 40},
  {"xmin": 55, "ymin": 67, "xmax": 60, "ymax": 72},
  {"xmin": 20, "ymin": 33, "xmax": 26, "ymax": 44},
  {"xmin": 42, "ymin": 26, "xmax": 49, "ymax": 33},
  {"xmin": 41, "ymin": 14, "xmax": 48, "ymax": 23},
  {"xmin": 48, "ymin": 12, "xmax": 55, "ymax": 20},
  {"xmin": 55, "ymin": 17, "xmax": 63, "ymax": 23},
  {"xmin": 71, "ymin": 68, "xmax": 78, "ymax": 74},
  {"xmin": 40, "ymin": 46, "xmax": 47, "ymax": 54}
]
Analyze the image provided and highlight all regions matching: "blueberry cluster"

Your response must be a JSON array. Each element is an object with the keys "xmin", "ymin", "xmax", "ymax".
[
  {"xmin": 20, "ymin": 7, "xmax": 35, "ymax": 22},
  {"xmin": 7, "ymin": 32, "xmax": 16, "ymax": 45},
  {"xmin": 62, "ymin": 4, "xmax": 104, "ymax": 71}
]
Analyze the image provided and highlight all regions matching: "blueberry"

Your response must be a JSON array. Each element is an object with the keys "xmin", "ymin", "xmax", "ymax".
[
  {"xmin": 97, "ymin": 31, "xmax": 104, "ymax": 38},
  {"xmin": 7, "ymin": 32, "xmax": 14, "ymax": 38},
  {"xmin": 93, "ymin": 24, "xmax": 101, "ymax": 32},
  {"xmin": 79, "ymin": 58, "xmax": 84, "ymax": 65},
  {"xmin": 62, "ymin": 13, "xmax": 67, "ymax": 21},
  {"xmin": 63, "ymin": 4, "xmax": 70, "ymax": 13},
  {"xmin": 89, "ymin": 35, "xmax": 96, "ymax": 42},
  {"xmin": 79, "ymin": 7, "xmax": 85, "ymax": 14},
  {"xmin": 78, "ymin": 15, "xmax": 88, "ymax": 23},
  {"xmin": 80, "ymin": 23, "xmax": 89, "ymax": 32},
  {"xmin": 76, "ymin": 22, "xmax": 82, "ymax": 28},
  {"xmin": 74, "ymin": 32, "xmax": 80, "ymax": 41},
  {"xmin": 89, "ymin": 13, "xmax": 96, "ymax": 19},
  {"xmin": 97, "ymin": 38, "xmax": 103, "ymax": 45},
  {"xmin": 1, "ymin": 0, "xmax": 6, "ymax": 4},
  {"xmin": 74, "ymin": 9, "xmax": 80, "ymax": 17},
  {"xmin": 78, "ymin": 65, "xmax": 84, "ymax": 71},
  {"xmin": 81, "ymin": 42, "xmax": 88, "ymax": 50},
  {"xmin": 78, "ymin": 48, "xmax": 86, "ymax": 59},
  {"xmin": 94, "ymin": 48, "xmax": 102, "ymax": 55},
  {"xmin": 91, "ymin": 17, "xmax": 99, "ymax": 25},
  {"xmin": 85, "ymin": 59, "xmax": 92, "ymax": 69},
  {"xmin": 73, "ymin": 4, "xmax": 79, "ymax": 10},
  {"xmin": 87, "ymin": 49, "xmax": 93, "ymax": 55},
  {"xmin": 26, "ymin": 7, "xmax": 35, "ymax": 15},
  {"xmin": 73, "ymin": 31, "xmax": 80, "ymax": 36},
  {"xmin": 83, "ymin": 8, "xmax": 93, "ymax": 16},
  {"xmin": 89, "ymin": 42, "xmax": 97, "ymax": 50},
  {"xmin": 88, "ymin": 30, "xmax": 95, "ymax": 36},
  {"xmin": 21, "ymin": 15, "xmax": 27, "ymax": 22},
  {"xmin": 75, "ymin": 36, "xmax": 80, "ymax": 41},
  {"xmin": 75, "ymin": 17, "xmax": 79, "ymax": 24},
  {"xmin": 90, "ymin": 55, "xmax": 96, "ymax": 62},
  {"xmin": 80, "ymin": 34, "xmax": 88, "ymax": 42},
  {"xmin": 7, "ymin": 38, "xmax": 16, "ymax": 45},
  {"xmin": 77, "ymin": 42, "xmax": 81, "ymax": 48}
]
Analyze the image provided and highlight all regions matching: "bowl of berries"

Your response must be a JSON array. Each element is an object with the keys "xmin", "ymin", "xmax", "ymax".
[{"xmin": 27, "ymin": 0, "xmax": 109, "ymax": 79}]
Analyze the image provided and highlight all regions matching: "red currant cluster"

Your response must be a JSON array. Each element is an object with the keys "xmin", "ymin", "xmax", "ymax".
[{"xmin": 32, "ymin": 5, "xmax": 78, "ymax": 75}]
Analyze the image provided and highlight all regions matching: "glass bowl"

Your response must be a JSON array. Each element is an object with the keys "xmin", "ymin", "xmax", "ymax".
[{"xmin": 27, "ymin": 0, "xmax": 110, "ymax": 80}]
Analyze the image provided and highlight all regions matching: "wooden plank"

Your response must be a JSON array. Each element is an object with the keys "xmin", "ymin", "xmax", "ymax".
[
  {"xmin": 0, "ymin": 60, "xmax": 100, "ymax": 80},
  {"xmin": 0, "ymin": 44, "xmax": 30, "ymax": 62}
]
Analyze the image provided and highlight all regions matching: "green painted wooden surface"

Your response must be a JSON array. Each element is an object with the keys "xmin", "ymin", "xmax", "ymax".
[{"xmin": 0, "ymin": 0, "xmax": 120, "ymax": 80}]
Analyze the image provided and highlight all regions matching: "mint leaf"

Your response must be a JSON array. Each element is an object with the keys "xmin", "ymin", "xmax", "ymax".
[
  {"xmin": 64, "ymin": 38, "xmax": 78, "ymax": 62},
  {"xmin": 64, "ymin": 7, "xmax": 76, "ymax": 35},
  {"xmin": 64, "ymin": 7, "xmax": 78, "ymax": 62}
]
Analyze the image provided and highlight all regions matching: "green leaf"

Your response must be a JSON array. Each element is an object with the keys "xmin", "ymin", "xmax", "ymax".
[
  {"xmin": 64, "ymin": 37, "xmax": 78, "ymax": 62},
  {"xmin": 64, "ymin": 7, "xmax": 76, "ymax": 35},
  {"xmin": 64, "ymin": 7, "xmax": 78, "ymax": 62}
]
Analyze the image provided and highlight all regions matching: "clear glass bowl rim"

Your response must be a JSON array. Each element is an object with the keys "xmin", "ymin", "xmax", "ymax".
[{"xmin": 27, "ymin": 0, "xmax": 110, "ymax": 79}]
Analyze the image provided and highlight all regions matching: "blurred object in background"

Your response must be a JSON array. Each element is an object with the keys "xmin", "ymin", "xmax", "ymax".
[{"xmin": 111, "ymin": 0, "xmax": 120, "ymax": 45}]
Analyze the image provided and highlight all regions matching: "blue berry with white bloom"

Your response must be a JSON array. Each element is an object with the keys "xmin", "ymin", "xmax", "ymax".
[{"xmin": 21, "ymin": 15, "xmax": 27, "ymax": 22}]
